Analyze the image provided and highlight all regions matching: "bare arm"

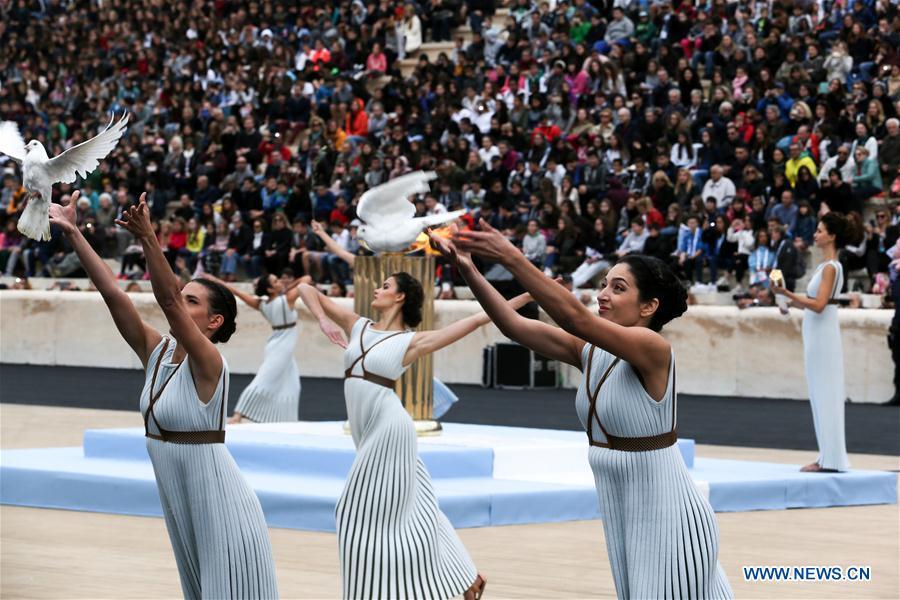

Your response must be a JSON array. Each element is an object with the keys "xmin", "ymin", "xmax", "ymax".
[
  {"xmin": 428, "ymin": 230, "xmax": 583, "ymax": 367},
  {"xmin": 773, "ymin": 263, "xmax": 836, "ymax": 314},
  {"xmin": 201, "ymin": 273, "xmax": 262, "ymax": 310},
  {"xmin": 282, "ymin": 274, "xmax": 312, "ymax": 306},
  {"xmin": 312, "ymin": 220, "xmax": 356, "ymax": 265},
  {"xmin": 118, "ymin": 198, "xmax": 222, "ymax": 402},
  {"xmin": 403, "ymin": 291, "xmax": 533, "ymax": 366},
  {"xmin": 297, "ymin": 282, "xmax": 356, "ymax": 347},
  {"xmin": 453, "ymin": 220, "xmax": 671, "ymax": 376},
  {"xmin": 49, "ymin": 192, "xmax": 160, "ymax": 367}
]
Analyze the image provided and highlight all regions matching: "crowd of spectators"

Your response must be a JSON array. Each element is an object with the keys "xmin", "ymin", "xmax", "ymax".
[{"xmin": 1, "ymin": 0, "xmax": 899, "ymax": 304}]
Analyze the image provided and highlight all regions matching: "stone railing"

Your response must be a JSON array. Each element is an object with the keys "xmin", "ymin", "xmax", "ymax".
[{"xmin": 0, "ymin": 291, "xmax": 892, "ymax": 403}]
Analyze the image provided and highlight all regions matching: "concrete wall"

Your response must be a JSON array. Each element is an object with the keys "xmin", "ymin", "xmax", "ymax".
[{"xmin": 0, "ymin": 291, "xmax": 892, "ymax": 403}]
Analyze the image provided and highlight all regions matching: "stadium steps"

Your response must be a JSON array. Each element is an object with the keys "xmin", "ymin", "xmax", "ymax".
[{"xmin": 398, "ymin": 7, "xmax": 511, "ymax": 77}]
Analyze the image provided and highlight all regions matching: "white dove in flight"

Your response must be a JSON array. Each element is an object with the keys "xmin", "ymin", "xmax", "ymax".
[
  {"xmin": 0, "ymin": 114, "xmax": 129, "ymax": 241},
  {"xmin": 356, "ymin": 171, "xmax": 466, "ymax": 253}
]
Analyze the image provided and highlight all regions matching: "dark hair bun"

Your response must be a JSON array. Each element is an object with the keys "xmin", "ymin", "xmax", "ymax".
[
  {"xmin": 391, "ymin": 271, "xmax": 424, "ymax": 328},
  {"xmin": 619, "ymin": 255, "xmax": 688, "ymax": 331},
  {"xmin": 254, "ymin": 273, "xmax": 272, "ymax": 298},
  {"xmin": 193, "ymin": 278, "xmax": 238, "ymax": 343},
  {"xmin": 820, "ymin": 212, "xmax": 854, "ymax": 248}
]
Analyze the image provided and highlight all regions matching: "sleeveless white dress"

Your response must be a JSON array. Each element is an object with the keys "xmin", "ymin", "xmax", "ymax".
[
  {"xmin": 336, "ymin": 318, "xmax": 477, "ymax": 600},
  {"xmin": 141, "ymin": 337, "xmax": 278, "ymax": 599},
  {"xmin": 576, "ymin": 344, "xmax": 732, "ymax": 599},
  {"xmin": 803, "ymin": 260, "xmax": 850, "ymax": 471},
  {"xmin": 234, "ymin": 294, "xmax": 301, "ymax": 422}
]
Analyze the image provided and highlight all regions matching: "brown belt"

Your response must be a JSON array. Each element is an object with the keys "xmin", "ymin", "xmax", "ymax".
[
  {"xmin": 344, "ymin": 369, "xmax": 396, "ymax": 389},
  {"xmin": 147, "ymin": 430, "xmax": 226, "ymax": 444},
  {"xmin": 827, "ymin": 299, "xmax": 841, "ymax": 305},
  {"xmin": 273, "ymin": 322, "xmax": 296, "ymax": 330},
  {"xmin": 144, "ymin": 338, "xmax": 227, "ymax": 446},
  {"xmin": 590, "ymin": 429, "xmax": 678, "ymax": 452},
  {"xmin": 584, "ymin": 346, "xmax": 678, "ymax": 453}
]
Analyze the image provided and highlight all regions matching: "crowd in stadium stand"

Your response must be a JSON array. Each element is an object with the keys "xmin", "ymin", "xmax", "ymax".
[{"xmin": 1, "ymin": 0, "xmax": 899, "ymax": 303}]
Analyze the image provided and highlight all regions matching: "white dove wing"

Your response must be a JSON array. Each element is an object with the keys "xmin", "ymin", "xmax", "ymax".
[
  {"xmin": 44, "ymin": 114, "xmax": 128, "ymax": 184},
  {"xmin": 356, "ymin": 171, "xmax": 436, "ymax": 227},
  {"xmin": 0, "ymin": 121, "xmax": 26, "ymax": 162},
  {"xmin": 413, "ymin": 209, "xmax": 467, "ymax": 229}
]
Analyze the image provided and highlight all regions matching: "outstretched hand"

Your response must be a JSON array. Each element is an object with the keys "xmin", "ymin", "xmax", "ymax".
[
  {"xmin": 451, "ymin": 219, "xmax": 518, "ymax": 264},
  {"xmin": 427, "ymin": 224, "xmax": 473, "ymax": 270},
  {"xmin": 115, "ymin": 194, "xmax": 155, "ymax": 240},
  {"xmin": 318, "ymin": 317, "xmax": 348, "ymax": 348},
  {"xmin": 48, "ymin": 190, "xmax": 79, "ymax": 234}
]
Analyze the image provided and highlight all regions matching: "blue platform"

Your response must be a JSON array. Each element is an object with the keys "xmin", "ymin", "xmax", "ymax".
[{"xmin": 1, "ymin": 422, "xmax": 895, "ymax": 531}]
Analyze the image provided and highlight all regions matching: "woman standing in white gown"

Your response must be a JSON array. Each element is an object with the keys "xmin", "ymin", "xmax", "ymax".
[
  {"xmin": 773, "ymin": 212, "xmax": 851, "ymax": 472},
  {"xmin": 204, "ymin": 273, "xmax": 303, "ymax": 423},
  {"xmin": 432, "ymin": 221, "xmax": 732, "ymax": 599},
  {"xmin": 298, "ymin": 274, "xmax": 529, "ymax": 600},
  {"xmin": 49, "ymin": 194, "xmax": 277, "ymax": 598}
]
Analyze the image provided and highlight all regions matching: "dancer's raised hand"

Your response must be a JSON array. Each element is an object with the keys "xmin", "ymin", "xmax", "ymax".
[
  {"xmin": 48, "ymin": 190, "xmax": 79, "ymax": 235},
  {"xmin": 428, "ymin": 224, "xmax": 473, "ymax": 270},
  {"xmin": 452, "ymin": 218, "xmax": 517, "ymax": 264},
  {"xmin": 115, "ymin": 194, "xmax": 155, "ymax": 239}
]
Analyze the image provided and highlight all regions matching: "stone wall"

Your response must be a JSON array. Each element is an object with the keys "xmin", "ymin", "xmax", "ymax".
[{"xmin": 0, "ymin": 291, "xmax": 891, "ymax": 403}]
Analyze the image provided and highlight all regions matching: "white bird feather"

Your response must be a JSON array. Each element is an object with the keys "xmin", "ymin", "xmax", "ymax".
[
  {"xmin": 0, "ymin": 113, "xmax": 129, "ymax": 241},
  {"xmin": 355, "ymin": 171, "xmax": 466, "ymax": 253},
  {"xmin": 0, "ymin": 121, "xmax": 26, "ymax": 162}
]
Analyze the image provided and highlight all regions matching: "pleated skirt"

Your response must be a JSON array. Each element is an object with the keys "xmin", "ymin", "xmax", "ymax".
[
  {"xmin": 590, "ymin": 445, "xmax": 733, "ymax": 600},
  {"xmin": 235, "ymin": 328, "xmax": 300, "ymax": 423},
  {"xmin": 336, "ymin": 388, "xmax": 477, "ymax": 599},
  {"xmin": 147, "ymin": 440, "xmax": 279, "ymax": 599}
]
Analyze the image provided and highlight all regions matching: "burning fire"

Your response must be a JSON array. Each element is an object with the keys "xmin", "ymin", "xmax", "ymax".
[{"xmin": 407, "ymin": 225, "xmax": 454, "ymax": 255}]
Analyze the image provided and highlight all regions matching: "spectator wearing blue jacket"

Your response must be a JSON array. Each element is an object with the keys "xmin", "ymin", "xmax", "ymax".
[
  {"xmin": 756, "ymin": 82, "xmax": 795, "ymax": 121},
  {"xmin": 749, "ymin": 229, "xmax": 776, "ymax": 287},
  {"xmin": 676, "ymin": 214, "xmax": 707, "ymax": 283},
  {"xmin": 766, "ymin": 190, "xmax": 799, "ymax": 234}
]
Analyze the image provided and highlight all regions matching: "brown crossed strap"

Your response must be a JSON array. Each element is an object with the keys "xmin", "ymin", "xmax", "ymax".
[
  {"xmin": 144, "ymin": 338, "xmax": 227, "ymax": 445},
  {"xmin": 584, "ymin": 345, "xmax": 678, "ymax": 452},
  {"xmin": 343, "ymin": 321, "xmax": 404, "ymax": 389},
  {"xmin": 272, "ymin": 295, "xmax": 297, "ymax": 329}
]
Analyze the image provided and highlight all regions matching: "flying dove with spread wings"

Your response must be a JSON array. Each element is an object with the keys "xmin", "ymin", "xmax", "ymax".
[
  {"xmin": 356, "ymin": 171, "xmax": 466, "ymax": 253},
  {"xmin": 0, "ymin": 114, "xmax": 129, "ymax": 241}
]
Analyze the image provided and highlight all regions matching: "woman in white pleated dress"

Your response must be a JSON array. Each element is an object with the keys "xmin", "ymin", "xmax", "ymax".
[
  {"xmin": 773, "ymin": 212, "xmax": 851, "ymax": 472},
  {"xmin": 433, "ymin": 220, "xmax": 732, "ymax": 599},
  {"xmin": 205, "ymin": 273, "xmax": 303, "ymax": 423},
  {"xmin": 298, "ymin": 274, "xmax": 529, "ymax": 600},
  {"xmin": 49, "ymin": 194, "xmax": 277, "ymax": 598}
]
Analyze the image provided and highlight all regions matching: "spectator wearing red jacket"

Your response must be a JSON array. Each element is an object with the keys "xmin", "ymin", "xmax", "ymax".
[
  {"xmin": 345, "ymin": 98, "xmax": 369, "ymax": 139},
  {"xmin": 532, "ymin": 116, "xmax": 561, "ymax": 143},
  {"xmin": 310, "ymin": 39, "xmax": 331, "ymax": 71},
  {"xmin": 638, "ymin": 197, "xmax": 665, "ymax": 229}
]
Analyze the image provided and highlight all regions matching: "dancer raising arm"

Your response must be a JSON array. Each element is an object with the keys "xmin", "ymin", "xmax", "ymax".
[
  {"xmin": 431, "ymin": 221, "xmax": 733, "ymax": 599},
  {"xmin": 298, "ymin": 275, "xmax": 531, "ymax": 600},
  {"xmin": 49, "ymin": 193, "xmax": 278, "ymax": 599},
  {"xmin": 203, "ymin": 272, "xmax": 304, "ymax": 423}
]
